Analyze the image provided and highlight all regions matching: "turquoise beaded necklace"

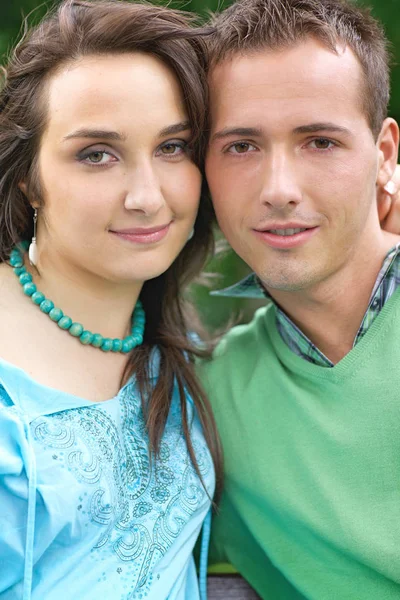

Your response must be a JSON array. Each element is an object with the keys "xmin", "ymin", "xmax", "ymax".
[{"xmin": 9, "ymin": 243, "xmax": 145, "ymax": 354}]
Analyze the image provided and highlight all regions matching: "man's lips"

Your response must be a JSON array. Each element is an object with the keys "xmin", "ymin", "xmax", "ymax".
[
  {"xmin": 252, "ymin": 224, "xmax": 319, "ymax": 249},
  {"xmin": 110, "ymin": 223, "xmax": 171, "ymax": 244}
]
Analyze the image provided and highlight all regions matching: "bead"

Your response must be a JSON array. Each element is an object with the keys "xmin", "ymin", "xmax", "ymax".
[
  {"xmin": 23, "ymin": 282, "xmax": 37, "ymax": 296},
  {"xmin": 80, "ymin": 330, "xmax": 93, "ymax": 345},
  {"xmin": 40, "ymin": 299, "xmax": 54, "ymax": 314},
  {"xmin": 122, "ymin": 338, "xmax": 134, "ymax": 353},
  {"xmin": 69, "ymin": 323, "xmax": 83, "ymax": 337},
  {"xmin": 11, "ymin": 244, "xmax": 145, "ymax": 353},
  {"xmin": 91, "ymin": 333, "xmax": 103, "ymax": 348},
  {"xmin": 111, "ymin": 339, "xmax": 122, "ymax": 352},
  {"xmin": 9, "ymin": 254, "xmax": 23, "ymax": 267},
  {"xmin": 19, "ymin": 272, "xmax": 32, "ymax": 285},
  {"xmin": 31, "ymin": 291, "xmax": 45, "ymax": 305},
  {"xmin": 49, "ymin": 307, "xmax": 63, "ymax": 322},
  {"xmin": 101, "ymin": 338, "xmax": 113, "ymax": 352},
  {"xmin": 58, "ymin": 315, "xmax": 72, "ymax": 330}
]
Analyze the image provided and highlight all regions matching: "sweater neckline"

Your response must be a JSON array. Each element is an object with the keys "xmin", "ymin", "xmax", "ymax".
[{"xmin": 265, "ymin": 285, "xmax": 400, "ymax": 381}]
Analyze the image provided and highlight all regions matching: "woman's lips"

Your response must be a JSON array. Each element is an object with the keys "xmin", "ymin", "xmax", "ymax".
[{"xmin": 110, "ymin": 223, "xmax": 171, "ymax": 244}]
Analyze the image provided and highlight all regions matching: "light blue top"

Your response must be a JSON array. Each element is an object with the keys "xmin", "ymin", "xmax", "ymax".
[{"xmin": 0, "ymin": 355, "xmax": 214, "ymax": 600}]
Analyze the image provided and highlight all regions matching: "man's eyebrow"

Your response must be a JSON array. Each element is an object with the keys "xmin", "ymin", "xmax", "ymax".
[
  {"xmin": 211, "ymin": 127, "xmax": 263, "ymax": 142},
  {"xmin": 293, "ymin": 123, "xmax": 352, "ymax": 136},
  {"xmin": 158, "ymin": 121, "xmax": 191, "ymax": 137},
  {"xmin": 63, "ymin": 129, "xmax": 126, "ymax": 142}
]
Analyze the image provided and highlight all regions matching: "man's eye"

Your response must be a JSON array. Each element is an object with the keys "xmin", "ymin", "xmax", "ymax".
[
  {"xmin": 228, "ymin": 142, "xmax": 256, "ymax": 154},
  {"xmin": 309, "ymin": 138, "xmax": 335, "ymax": 150}
]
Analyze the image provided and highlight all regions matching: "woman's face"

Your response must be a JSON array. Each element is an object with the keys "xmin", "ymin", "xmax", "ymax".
[{"xmin": 35, "ymin": 52, "xmax": 201, "ymax": 284}]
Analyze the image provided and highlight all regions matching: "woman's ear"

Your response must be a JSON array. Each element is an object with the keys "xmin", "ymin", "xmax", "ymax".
[
  {"xmin": 18, "ymin": 181, "xmax": 40, "ymax": 208},
  {"xmin": 376, "ymin": 118, "xmax": 400, "ymax": 188},
  {"xmin": 18, "ymin": 181, "xmax": 28, "ymax": 197}
]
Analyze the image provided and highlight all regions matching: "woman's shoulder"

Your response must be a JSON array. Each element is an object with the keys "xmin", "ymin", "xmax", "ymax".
[{"xmin": 0, "ymin": 388, "xmax": 29, "ymax": 475}]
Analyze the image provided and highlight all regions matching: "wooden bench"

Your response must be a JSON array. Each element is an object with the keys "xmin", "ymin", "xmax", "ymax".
[{"xmin": 207, "ymin": 574, "xmax": 261, "ymax": 599}]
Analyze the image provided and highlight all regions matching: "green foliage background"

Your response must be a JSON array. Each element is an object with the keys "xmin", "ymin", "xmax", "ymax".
[{"xmin": 1, "ymin": 0, "xmax": 399, "ymax": 329}]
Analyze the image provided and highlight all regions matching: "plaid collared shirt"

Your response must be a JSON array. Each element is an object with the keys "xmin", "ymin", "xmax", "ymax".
[{"xmin": 212, "ymin": 243, "xmax": 400, "ymax": 367}]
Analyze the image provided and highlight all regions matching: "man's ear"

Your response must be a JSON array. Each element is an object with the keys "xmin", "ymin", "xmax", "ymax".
[{"xmin": 376, "ymin": 118, "xmax": 400, "ymax": 188}]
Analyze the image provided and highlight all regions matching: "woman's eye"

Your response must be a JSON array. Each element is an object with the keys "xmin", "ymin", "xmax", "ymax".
[
  {"xmin": 308, "ymin": 138, "xmax": 335, "ymax": 151},
  {"xmin": 158, "ymin": 142, "xmax": 187, "ymax": 157},
  {"xmin": 227, "ymin": 142, "xmax": 256, "ymax": 154},
  {"xmin": 79, "ymin": 150, "xmax": 117, "ymax": 166}
]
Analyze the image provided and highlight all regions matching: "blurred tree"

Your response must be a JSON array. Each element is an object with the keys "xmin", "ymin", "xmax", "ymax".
[
  {"xmin": 1, "ymin": 0, "xmax": 398, "ymax": 118},
  {"xmin": 0, "ymin": 0, "xmax": 48, "ymax": 58},
  {"xmin": 358, "ymin": 0, "xmax": 400, "ymax": 123}
]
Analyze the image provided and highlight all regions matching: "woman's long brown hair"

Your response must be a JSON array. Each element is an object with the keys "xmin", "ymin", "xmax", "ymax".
[{"xmin": 0, "ymin": 0, "xmax": 222, "ymax": 498}]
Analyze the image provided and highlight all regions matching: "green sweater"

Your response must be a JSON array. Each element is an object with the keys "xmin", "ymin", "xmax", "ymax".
[{"xmin": 199, "ymin": 288, "xmax": 400, "ymax": 599}]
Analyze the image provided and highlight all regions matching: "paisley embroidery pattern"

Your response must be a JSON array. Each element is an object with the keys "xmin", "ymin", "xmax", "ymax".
[{"xmin": 32, "ymin": 383, "xmax": 213, "ymax": 598}]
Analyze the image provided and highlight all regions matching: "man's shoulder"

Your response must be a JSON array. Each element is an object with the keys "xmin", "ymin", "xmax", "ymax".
[
  {"xmin": 197, "ymin": 304, "xmax": 274, "ymax": 382},
  {"xmin": 215, "ymin": 305, "xmax": 271, "ymax": 356}
]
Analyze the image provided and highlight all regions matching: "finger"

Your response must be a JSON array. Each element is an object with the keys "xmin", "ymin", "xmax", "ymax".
[
  {"xmin": 389, "ymin": 166, "xmax": 400, "ymax": 188},
  {"xmin": 382, "ymin": 197, "xmax": 400, "ymax": 234},
  {"xmin": 384, "ymin": 180, "xmax": 397, "ymax": 195}
]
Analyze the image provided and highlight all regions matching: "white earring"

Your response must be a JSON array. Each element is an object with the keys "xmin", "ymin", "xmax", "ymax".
[
  {"xmin": 187, "ymin": 228, "xmax": 194, "ymax": 242},
  {"xmin": 28, "ymin": 208, "xmax": 38, "ymax": 266}
]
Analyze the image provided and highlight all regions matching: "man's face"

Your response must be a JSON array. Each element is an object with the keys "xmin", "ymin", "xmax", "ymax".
[{"xmin": 206, "ymin": 39, "xmax": 391, "ymax": 293}]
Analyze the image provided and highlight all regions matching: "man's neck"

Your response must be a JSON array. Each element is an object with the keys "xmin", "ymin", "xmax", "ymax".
[{"xmin": 265, "ymin": 234, "xmax": 400, "ymax": 364}]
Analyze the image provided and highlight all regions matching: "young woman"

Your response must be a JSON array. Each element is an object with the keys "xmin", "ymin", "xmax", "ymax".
[{"xmin": 0, "ymin": 1, "xmax": 222, "ymax": 598}]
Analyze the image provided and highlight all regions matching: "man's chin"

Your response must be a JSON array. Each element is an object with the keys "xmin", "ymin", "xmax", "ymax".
[{"xmin": 258, "ymin": 267, "xmax": 318, "ymax": 294}]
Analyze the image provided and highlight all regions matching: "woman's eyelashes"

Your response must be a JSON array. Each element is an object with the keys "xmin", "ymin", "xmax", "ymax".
[
  {"xmin": 155, "ymin": 139, "xmax": 189, "ymax": 159},
  {"xmin": 77, "ymin": 147, "xmax": 118, "ymax": 167},
  {"xmin": 77, "ymin": 139, "xmax": 189, "ymax": 168}
]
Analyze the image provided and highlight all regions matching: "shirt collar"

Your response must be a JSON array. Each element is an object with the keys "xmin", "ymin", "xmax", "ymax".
[
  {"xmin": 212, "ymin": 243, "xmax": 400, "ymax": 302},
  {"xmin": 212, "ymin": 243, "xmax": 400, "ymax": 368},
  {"xmin": 211, "ymin": 272, "xmax": 266, "ymax": 299}
]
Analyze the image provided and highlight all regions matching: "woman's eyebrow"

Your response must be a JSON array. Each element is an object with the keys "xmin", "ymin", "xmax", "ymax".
[
  {"xmin": 62, "ymin": 123, "xmax": 191, "ymax": 142},
  {"xmin": 62, "ymin": 129, "xmax": 127, "ymax": 142},
  {"xmin": 158, "ymin": 121, "xmax": 191, "ymax": 137}
]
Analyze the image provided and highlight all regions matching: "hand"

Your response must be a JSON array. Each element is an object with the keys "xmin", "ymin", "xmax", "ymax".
[{"xmin": 378, "ymin": 165, "xmax": 400, "ymax": 233}]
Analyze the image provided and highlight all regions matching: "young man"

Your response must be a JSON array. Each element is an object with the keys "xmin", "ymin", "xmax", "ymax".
[{"xmin": 199, "ymin": 0, "xmax": 400, "ymax": 597}]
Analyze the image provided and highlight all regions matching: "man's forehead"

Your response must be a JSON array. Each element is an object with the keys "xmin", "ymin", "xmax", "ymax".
[
  {"xmin": 208, "ymin": 39, "xmax": 364, "ymax": 128},
  {"xmin": 211, "ymin": 40, "xmax": 357, "ymax": 84}
]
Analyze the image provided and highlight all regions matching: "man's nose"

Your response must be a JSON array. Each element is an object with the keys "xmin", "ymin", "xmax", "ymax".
[
  {"xmin": 259, "ymin": 149, "xmax": 302, "ymax": 210},
  {"xmin": 124, "ymin": 162, "xmax": 165, "ymax": 215}
]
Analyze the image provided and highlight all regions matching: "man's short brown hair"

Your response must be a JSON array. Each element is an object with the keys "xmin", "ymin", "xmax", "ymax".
[{"xmin": 208, "ymin": 0, "xmax": 390, "ymax": 138}]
